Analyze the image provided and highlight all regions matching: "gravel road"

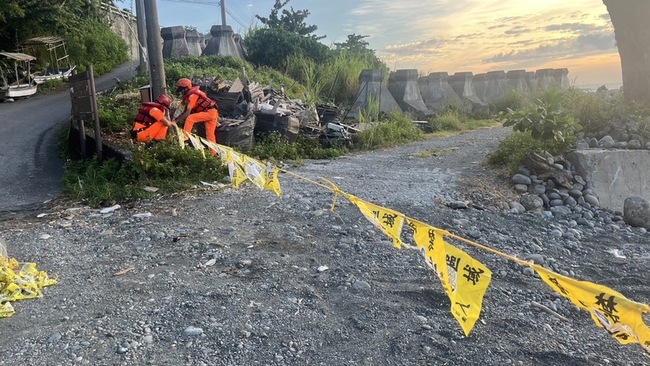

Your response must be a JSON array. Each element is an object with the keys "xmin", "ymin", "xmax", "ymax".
[{"xmin": 1, "ymin": 126, "xmax": 649, "ymax": 366}]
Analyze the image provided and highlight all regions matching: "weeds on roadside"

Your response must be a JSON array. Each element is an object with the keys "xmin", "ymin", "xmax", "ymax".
[
  {"xmin": 251, "ymin": 132, "xmax": 344, "ymax": 161},
  {"xmin": 62, "ymin": 139, "xmax": 229, "ymax": 206},
  {"xmin": 355, "ymin": 113, "xmax": 424, "ymax": 150},
  {"xmin": 486, "ymin": 131, "xmax": 546, "ymax": 173}
]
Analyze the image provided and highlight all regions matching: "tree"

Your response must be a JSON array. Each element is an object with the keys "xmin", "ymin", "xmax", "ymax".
[
  {"xmin": 255, "ymin": 0, "xmax": 324, "ymax": 40},
  {"xmin": 334, "ymin": 34, "xmax": 371, "ymax": 53},
  {"xmin": 603, "ymin": 0, "xmax": 650, "ymax": 105},
  {"xmin": 0, "ymin": 0, "xmax": 128, "ymax": 75},
  {"xmin": 244, "ymin": 28, "xmax": 330, "ymax": 70}
]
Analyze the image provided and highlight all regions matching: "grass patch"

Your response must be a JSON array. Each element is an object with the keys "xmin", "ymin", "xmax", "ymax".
[
  {"xmin": 486, "ymin": 131, "xmax": 545, "ymax": 173},
  {"xmin": 356, "ymin": 113, "xmax": 424, "ymax": 150},
  {"xmin": 251, "ymin": 132, "xmax": 345, "ymax": 161},
  {"xmin": 62, "ymin": 139, "xmax": 228, "ymax": 207}
]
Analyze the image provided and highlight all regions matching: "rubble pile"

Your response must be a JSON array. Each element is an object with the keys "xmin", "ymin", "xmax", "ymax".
[{"xmin": 188, "ymin": 74, "xmax": 356, "ymax": 151}]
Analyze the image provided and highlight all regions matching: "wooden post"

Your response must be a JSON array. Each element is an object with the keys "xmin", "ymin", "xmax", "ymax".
[{"xmin": 88, "ymin": 65, "xmax": 103, "ymax": 164}]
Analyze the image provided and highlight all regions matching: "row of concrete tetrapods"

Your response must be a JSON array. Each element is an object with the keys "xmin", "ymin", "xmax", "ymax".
[
  {"xmin": 160, "ymin": 25, "xmax": 245, "ymax": 60},
  {"xmin": 347, "ymin": 68, "xmax": 570, "ymax": 118}
]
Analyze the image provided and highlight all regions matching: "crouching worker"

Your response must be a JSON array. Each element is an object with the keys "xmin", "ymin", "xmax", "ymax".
[
  {"xmin": 173, "ymin": 78, "xmax": 219, "ymax": 155},
  {"xmin": 131, "ymin": 94, "xmax": 176, "ymax": 143}
]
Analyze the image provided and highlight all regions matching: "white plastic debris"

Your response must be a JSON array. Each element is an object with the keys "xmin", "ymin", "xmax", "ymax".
[
  {"xmin": 39, "ymin": 234, "xmax": 52, "ymax": 240},
  {"xmin": 100, "ymin": 204, "xmax": 121, "ymax": 214},
  {"xmin": 317, "ymin": 266, "xmax": 329, "ymax": 273},
  {"xmin": 607, "ymin": 248, "xmax": 626, "ymax": 259},
  {"xmin": 203, "ymin": 258, "xmax": 217, "ymax": 267},
  {"xmin": 36, "ymin": 213, "xmax": 47, "ymax": 218},
  {"xmin": 132, "ymin": 212, "xmax": 152, "ymax": 219}
]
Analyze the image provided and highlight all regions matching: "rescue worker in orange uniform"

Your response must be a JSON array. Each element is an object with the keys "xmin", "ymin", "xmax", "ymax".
[
  {"xmin": 131, "ymin": 94, "xmax": 176, "ymax": 143},
  {"xmin": 173, "ymin": 78, "xmax": 219, "ymax": 155}
]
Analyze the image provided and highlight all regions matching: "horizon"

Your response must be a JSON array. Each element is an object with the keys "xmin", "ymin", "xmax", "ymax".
[{"xmin": 112, "ymin": 0, "xmax": 623, "ymax": 87}]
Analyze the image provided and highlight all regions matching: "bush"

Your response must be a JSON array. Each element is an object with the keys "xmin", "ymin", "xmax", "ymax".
[
  {"xmin": 486, "ymin": 131, "xmax": 546, "ymax": 173},
  {"xmin": 67, "ymin": 19, "xmax": 129, "ymax": 75},
  {"xmin": 497, "ymin": 88, "xmax": 580, "ymax": 154},
  {"xmin": 244, "ymin": 28, "xmax": 331, "ymax": 71},
  {"xmin": 355, "ymin": 113, "xmax": 424, "ymax": 150},
  {"xmin": 251, "ymin": 132, "xmax": 343, "ymax": 161},
  {"xmin": 427, "ymin": 110, "xmax": 466, "ymax": 132},
  {"xmin": 489, "ymin": 89, "xmax": 531, "ymax": 115},
  {"xmin": 563, "ymin": 88, "xmax": 628, "ymax": 134},
  {"xmin": 62, "ymin": 139, "xmax": 229, "ymax": 206}
]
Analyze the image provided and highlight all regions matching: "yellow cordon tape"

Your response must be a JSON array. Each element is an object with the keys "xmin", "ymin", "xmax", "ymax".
[
  {"xmin": 173, "ymin": 128, "xmax": 650, "ymax": 354},
  {"xmin": 0, "ymin": 254, "xmax": 57, "ymax": 318}
]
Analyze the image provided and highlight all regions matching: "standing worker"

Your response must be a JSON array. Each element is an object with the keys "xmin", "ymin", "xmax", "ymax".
[
  {"xmin": 131, "ymin": 94, "xmax": 176, "ymax": 143},
  {"xmin": 174, "ymin": 78, "xmax": 219, "ymax": 155}
]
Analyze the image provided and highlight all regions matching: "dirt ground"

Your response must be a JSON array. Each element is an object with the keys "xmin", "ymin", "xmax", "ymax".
[{"xmin": 0, "ymin": 127, "xmax": 649, "ymax": 366}]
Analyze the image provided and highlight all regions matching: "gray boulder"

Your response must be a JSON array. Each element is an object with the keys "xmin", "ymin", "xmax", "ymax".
[{"xmin": 623, "ymin": 197, "xmax": 650, "ymax": 229}]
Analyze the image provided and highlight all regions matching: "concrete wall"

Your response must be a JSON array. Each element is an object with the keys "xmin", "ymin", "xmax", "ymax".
[
  {"xmin": 566, "ymin": 149, "xmax": 650, "ymax": 212},
  {"xmin": 100, "ymin": 2, "xmax": 138, "ymax": 61}
]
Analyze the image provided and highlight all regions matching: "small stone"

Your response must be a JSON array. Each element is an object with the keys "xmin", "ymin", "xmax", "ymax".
[
  {"xmin": 511, "ymin": 174, "xmax": 532, "ymax": 185},
  {"xmin": 584, "ymin": 194, "xmax": 599, "ymax": 207},
  {"xmin": 352, "ymin": 280, "xmax": 371, "ymax": 292},
  {"xmin": 183, "ymin": 326, "xmax": 204, "ymax": 337},
  {"xmin": 513, "ymin": 184, "xmax": 528, "ymax": 193},
  {"xmin": 47, "ymin": 332, "xmax": 62, "ymax": 343}
]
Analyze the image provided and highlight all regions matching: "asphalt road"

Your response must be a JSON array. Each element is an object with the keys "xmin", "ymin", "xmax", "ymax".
[{"xmin": 0, "ymin": 61, "xmax": 138, "ymax": 212}]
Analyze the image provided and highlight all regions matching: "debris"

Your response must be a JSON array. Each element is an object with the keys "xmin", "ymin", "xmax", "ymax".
[
  {"xmin": 114, "ymin": 267, "xmax": 136, "ymax": 276},
  {"xmin": 132, "ymin": 212, "xmax": 152, "ymax": 219},
  {"xmin": 143, "ymin": 186, "xmax": 159, "ymax": 192},
  {"xmin": 317, "ymin": 265, "xmax": 329, "ymax": 273},
  {"xmin": 607, "ymin": 248, "xmax": 626, "ymax": 259},
  {"xmin": 100, "ymin": 204, "xmax": 121, "ymax": 214},
  {"xmin": 530, "ymin": 301, "xmax": 569, "ymax": 322},
  {"xmin": 203, "ymin": 258, "xmax": 217, "ymax": 267}
]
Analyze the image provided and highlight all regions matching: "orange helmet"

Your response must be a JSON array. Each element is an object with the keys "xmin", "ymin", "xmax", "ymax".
[
  {"xmin": 155, "ymin": 94, "xmax": 171, "ymax": 108},
  {"xmin": 176, "ymin": 78, "xmax": 192, "ymax": 89}
]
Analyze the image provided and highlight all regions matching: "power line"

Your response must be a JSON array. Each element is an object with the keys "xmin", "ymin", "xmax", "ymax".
[
  {"xmin": 230, "ymin": 1, "xmax": 254, "ymax": 24},
  {"xmin": 225, "ymin": 8, "xmax": 246, "ymax": 29},
  {"xmin": 159, "ymin": 0, "xmax": 218, "ymax": 6}
]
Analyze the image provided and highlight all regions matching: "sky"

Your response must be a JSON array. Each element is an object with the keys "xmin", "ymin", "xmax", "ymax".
[{"xmin": 113, "ymin": 0, "xmax": 622, "ymax": 87}]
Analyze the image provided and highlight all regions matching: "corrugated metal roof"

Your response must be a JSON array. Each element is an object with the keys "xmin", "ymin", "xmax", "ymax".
[
  {"xmin": 19, "ymin": 37, "xmax": 65, "ymax": 46},
  {"xmin": 0, "ymin": 52, "xmax": 37, "ymax": 61}
]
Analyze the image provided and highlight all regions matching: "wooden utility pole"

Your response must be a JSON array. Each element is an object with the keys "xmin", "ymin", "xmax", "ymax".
[
  {"xmin": 144, "ymin": 0, "xmax": 166, "ymax": 99},
  {"xmin": 220, "ymin": 0, "xmax": 227, "ymax": 26},
  {"xmin": 135, "ymin": 0, "xmax": 148, "ymax": 74}
]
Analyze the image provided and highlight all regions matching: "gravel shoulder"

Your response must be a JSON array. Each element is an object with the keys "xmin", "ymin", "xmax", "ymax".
[{"xmin": 1, "ymin": 127, "xmax": 649, "ymax": 366}]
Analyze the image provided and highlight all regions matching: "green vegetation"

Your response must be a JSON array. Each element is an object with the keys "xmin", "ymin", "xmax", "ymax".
[
  {"xmin": 251, "ymin": 132, "xmax": 344, "ymax": 161},
  {"xmin": 486, "ymin": 131, "xmax": 547, "ymax": 173},
  {"xmin": 0, "ymin": 0, "xmax": 128, "ymax": 77},
  {"xmin": 356, "ymin": 113, "xmax": 425, "ymax": 150},
  {"xmin": 497, "ymin": 88, "xmax": 580, "ymax": 155},
  {"xmin": 489, "ymin": 86, "xmax": 650, "ymax": 173},
  {"xmin": 63, "ymin": 140, "xmax": 228, "ymax": 207}
]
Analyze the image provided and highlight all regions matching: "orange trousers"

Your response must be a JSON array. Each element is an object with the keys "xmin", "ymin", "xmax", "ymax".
[
  {"xmin": 183, "ymin": 109, "xmax": 219, "ymax": 155},
  {"xmin": 133, "ymin": 121, "xmax": 169, "ymax": 143}
]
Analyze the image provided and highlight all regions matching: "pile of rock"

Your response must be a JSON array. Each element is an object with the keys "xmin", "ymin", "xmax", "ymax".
[
  {"xmin": 575, "ymin": 116, "xmax": 650, "ymax": 151},
  {"xmin": 509, "ymin": 153, "xmax": 601, "ymax": 220},
  {"xmin": 508, "ymin": 151, "xmax": 650, "ymax": 231}
]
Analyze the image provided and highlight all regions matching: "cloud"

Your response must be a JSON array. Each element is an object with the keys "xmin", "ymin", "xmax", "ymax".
[
  {"xmin": 482, "ymin": 32, "xmax": 615, "ymax": 63},
  {"xmin": 544, "ymin": 23, "xmax": 608, "ymax": 33}
]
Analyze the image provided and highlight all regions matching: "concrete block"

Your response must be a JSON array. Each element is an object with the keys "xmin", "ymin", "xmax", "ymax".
[
  {"xmin": 566, "ymin": 149, "xmax": 650, "ymax": 211},
  {"xmin": 161, "ymin": 26, "xmax": 189, "ymax": 59},
  {"xmin": 417, "ymin": 72, "xmax": 461, "ymax": 112},
  {"xmin": 388, "ymin": 69, "xmax": 429, "ymax": 113},
  {"xmin": 203, "ymin": 25, "xmax": 245, "ymax": 59},
  {"xmin": 347, "ymin": 69, "xmax": 402, "ymax": 119}
]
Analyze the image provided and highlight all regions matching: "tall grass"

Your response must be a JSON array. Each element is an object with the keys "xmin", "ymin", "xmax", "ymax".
[
  {"xmin": 283, "ymin": 50, "xmax": 388, "ymax": 106},
  {"xmin": 355, "ymin": 113, "xmax": 424, "ymax": 150}
]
